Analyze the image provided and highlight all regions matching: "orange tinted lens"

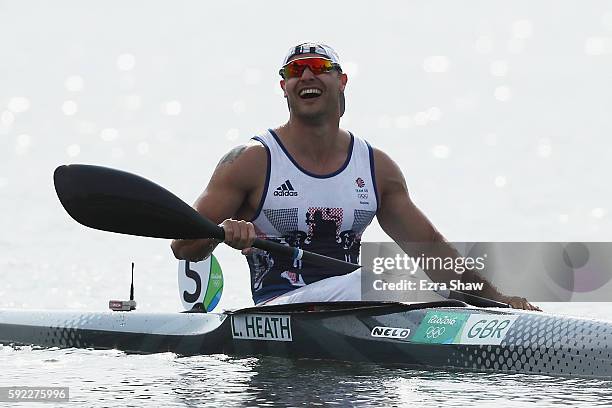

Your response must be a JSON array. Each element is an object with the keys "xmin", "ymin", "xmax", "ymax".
[{"xmin": 282, "ymin": 58, "xmax": 334, "ymax": 78}]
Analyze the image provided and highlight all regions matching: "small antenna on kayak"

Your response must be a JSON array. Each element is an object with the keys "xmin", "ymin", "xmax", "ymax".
[
  {"xmin": 109, "ymin": 262, "xmax": 137, "ymax": 312},
  {"xmin": 130, "ymin": 262, "xmax": 135, "ymax": 301}
]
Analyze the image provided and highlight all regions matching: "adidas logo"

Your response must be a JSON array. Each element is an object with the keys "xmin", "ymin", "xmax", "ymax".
[{"xmin": 273, "ymin": 180, "xmax": 298, "ymax": 197}]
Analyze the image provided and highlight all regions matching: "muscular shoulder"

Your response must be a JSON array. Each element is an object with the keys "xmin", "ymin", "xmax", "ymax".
[
  {"xmin": 212, "ymin": 140, "xmax": 268, "ymax": 189},
  {"xmin": 217, "ymin": 139, "xmax": 266, "ymax": 167},
  {"xmin": 371, "ymin": 147, "xmax": 408, "ymax": 197}
]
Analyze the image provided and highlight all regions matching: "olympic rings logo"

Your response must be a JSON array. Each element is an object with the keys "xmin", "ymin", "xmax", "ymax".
[{"xmin": 426, "ymin": 326, "xmax": 446, "ymax": 339}]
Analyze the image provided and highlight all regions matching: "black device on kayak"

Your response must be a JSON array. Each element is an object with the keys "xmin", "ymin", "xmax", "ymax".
[{"xmin": 109, "ymin": 262, "xmax": 137, "ymax": 311}]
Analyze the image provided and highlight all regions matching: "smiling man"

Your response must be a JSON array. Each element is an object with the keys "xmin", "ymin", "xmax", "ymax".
[{"xmin": 171, "ymin": 42, "xmax": 540, "ymax": 310}]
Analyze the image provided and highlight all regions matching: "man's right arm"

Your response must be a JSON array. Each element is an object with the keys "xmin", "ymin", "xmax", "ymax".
[
  {"xmin": 171, "ymin": 141, "xmax": 266, "ymax": 261},
  {"xmin": 373, "ymin": 148, "xmax": 541, "ymax": 311}
]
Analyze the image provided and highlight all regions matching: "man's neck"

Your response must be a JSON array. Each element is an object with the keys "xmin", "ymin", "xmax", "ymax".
[{"xmin": 277, "ymin": 117, "xmax": 345, "ymax": 164}]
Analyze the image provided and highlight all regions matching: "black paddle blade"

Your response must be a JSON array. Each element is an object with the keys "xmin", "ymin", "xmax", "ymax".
[{"xmin": 53, "ymin": 164, "xmax": 225, "ymax": 240}]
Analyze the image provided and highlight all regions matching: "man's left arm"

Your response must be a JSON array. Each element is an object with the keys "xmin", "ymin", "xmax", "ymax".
[{"xmin": 372, "ymin": 148, "xmax": 541, "ymax": 311}]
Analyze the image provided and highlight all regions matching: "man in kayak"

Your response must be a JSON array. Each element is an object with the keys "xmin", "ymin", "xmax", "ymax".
[{"xmin": 172, "ymin": 42, "xmax": 540, "ymax": 311}]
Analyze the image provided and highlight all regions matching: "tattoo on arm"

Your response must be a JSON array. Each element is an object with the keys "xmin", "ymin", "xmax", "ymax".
[{"xmin": 217, "ymin": 145, "xmax": 247, "ymax": 168}]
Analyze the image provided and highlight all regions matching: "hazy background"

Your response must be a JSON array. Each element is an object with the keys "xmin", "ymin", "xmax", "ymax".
[{"xmin": 1, "ymin": 0, "xmax": 611, "ymax": 312}]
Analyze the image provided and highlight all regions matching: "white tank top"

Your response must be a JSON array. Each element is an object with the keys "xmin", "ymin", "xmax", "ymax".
[{"xmin": 245, "ymin": 129, "xmax": 378, "ymax": 304}]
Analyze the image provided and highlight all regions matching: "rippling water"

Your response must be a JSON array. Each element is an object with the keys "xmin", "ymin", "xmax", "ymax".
[{"xmin": 2, "ymin": 345, "xmax": 611, "ymax": 407}]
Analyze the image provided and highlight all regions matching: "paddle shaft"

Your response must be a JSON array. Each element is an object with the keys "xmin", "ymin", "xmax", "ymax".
[
  {"xmin": 440, "ymin": 289, "xmax": 510, "ymax": 308},
  {"xmin": 252, "ymin": 238, "xmax": 360, "ymax": 272}
]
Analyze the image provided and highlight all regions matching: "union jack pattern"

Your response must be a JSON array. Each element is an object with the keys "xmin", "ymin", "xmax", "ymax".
[
  {"xmin": 306, "ymin": 207, "xmax": 343, "ymax": 240},
  {"xmin": 263, "ymin": 208, "xmax": 299, "ymax": 234},
  {"xmin": 351, "ymin": 209, "xmax": 376, "ymax": 236}
]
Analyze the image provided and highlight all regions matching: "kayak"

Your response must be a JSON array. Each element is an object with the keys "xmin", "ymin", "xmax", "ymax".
[{"xmin": 1, "ymin": 300, "xmax": 611, "ymax": 380}]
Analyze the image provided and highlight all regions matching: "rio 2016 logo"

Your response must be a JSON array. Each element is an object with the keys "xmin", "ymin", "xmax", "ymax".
[{"xmin": 412, "ymin": 311, "xmax": 469, "ymax": 344}]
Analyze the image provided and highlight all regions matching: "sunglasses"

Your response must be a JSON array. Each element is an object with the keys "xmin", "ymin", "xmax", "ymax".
[{"xmin": 279, "ymin": 57, "xmax": 341, "ymax": 79}]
